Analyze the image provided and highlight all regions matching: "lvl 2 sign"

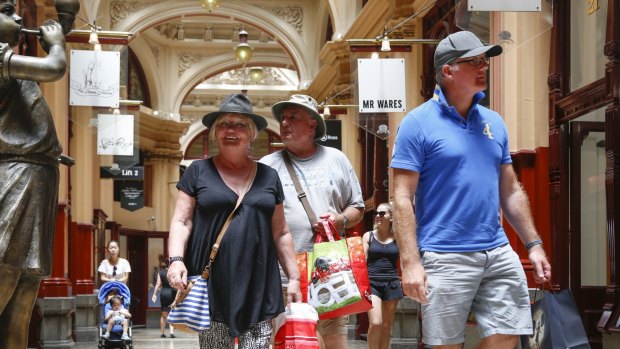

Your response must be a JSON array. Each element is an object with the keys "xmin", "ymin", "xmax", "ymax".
[{"xmin": 357, "ymin": 58, "xmax": 406, "ymax": 113}]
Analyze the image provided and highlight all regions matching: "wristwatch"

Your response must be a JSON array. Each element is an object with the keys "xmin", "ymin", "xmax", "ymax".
[
  {"xmin": 342, "ymin": 214, "xmax": 349, "ymax": 229},
  {"xmin": 166, "ymin": 256, "xmax": 184, "ymax": 267}
]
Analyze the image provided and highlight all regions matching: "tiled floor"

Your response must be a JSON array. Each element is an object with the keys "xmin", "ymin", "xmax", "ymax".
[{"xmin": 72, "ymin": 327, "xmax": 369, "ymax": 348}]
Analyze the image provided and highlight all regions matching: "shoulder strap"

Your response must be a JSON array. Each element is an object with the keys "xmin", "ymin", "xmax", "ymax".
[
  {"xmin": 282, "ymin": 150, "xmax": 317, "ymax": 226},
  {"xmin": 201, "ymin": 162, "xmax": 257, "ymax": 279}
]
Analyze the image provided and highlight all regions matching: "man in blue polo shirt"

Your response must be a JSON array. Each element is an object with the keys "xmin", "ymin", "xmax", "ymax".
[{"xmin": 391, "ymin": 31, "xmax": 551, "ymax": 349}]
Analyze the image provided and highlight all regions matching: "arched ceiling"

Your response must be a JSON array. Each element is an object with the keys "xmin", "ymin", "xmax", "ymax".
[{"xmin": 83, "ymin": 0, "xmax": 364, "ymax": 153}]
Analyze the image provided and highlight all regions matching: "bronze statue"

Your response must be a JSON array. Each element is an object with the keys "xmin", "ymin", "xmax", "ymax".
[{"xmin": 0, "ymin": 0, "xmax": 79, "ymax": 347}]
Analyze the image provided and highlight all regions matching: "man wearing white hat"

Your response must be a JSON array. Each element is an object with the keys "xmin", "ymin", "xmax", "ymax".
[
  {"xmin": 261, "ymin": 94, "xmax": 365, "ymax": 349},
  {"xmin": 391, "ymin": 31, "xmax": 552, "ymax": 348}
]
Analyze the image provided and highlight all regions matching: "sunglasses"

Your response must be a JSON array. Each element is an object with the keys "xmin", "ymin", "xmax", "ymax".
[
  {"xmin": 453, "ymin": 57, "xmax": 490, "ymax": 67},
  {"xmin": 375, "ymin": 211, "xmax": 387, "ymax": 217},
  {"xmin": 112, "ymin": 266, "xmax": 117, "ymax": 276}
]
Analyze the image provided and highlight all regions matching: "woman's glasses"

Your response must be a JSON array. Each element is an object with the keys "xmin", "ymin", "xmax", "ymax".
[
  {"xmin": 112, "ymin": 266, "xmax": 117, "ymax": 276},
  {"xmin": 216, "ymin": 122, "xmax": 249, "ymax": 131},
  {"xmin": 375, "ymin": 211, "xmax": 387, "ymax": 217}
]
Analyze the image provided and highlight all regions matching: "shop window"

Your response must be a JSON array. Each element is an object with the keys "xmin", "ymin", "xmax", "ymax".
[{"xmin": 570, "ymin": 1, "xmax": 607, "ymax": 91}]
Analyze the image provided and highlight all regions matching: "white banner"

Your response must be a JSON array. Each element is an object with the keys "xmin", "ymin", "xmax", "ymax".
[
  {"xmin": 357, "ymin": 58, "xmax": 406, "ymax": 113},
  {"xmin": 467, "ymin": 0, "xmax": 541, "ymax": 12},
  {"xmin": 97, "ymin": 114, "xmax": 134, "ymax": 156},
  {"xmin": 70, "ymin": 50, "xmax": 120, "ymax": 108}
]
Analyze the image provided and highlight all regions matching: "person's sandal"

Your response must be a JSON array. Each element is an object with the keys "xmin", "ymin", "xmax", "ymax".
[
  {"xmin": 170, "ymin": 334, "xmax": 176, "ymax": 338},
  {"xmin": 160, "ymin": 334, "xmax": 166, "ymax": 338}
]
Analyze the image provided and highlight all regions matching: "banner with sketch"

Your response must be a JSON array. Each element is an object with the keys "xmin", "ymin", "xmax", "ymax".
[
  {"xmin": 70, "ymin": 50, "xmax": 120, "ymax": 107},
  {"xmin": 97, "ymin": 114, "xmax": 134, "ymax": 156}
]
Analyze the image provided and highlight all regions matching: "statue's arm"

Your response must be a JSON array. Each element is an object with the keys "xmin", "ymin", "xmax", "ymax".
[{"xmin": 3, "ymin": 21, "xmax": 67, "ymax": 82}]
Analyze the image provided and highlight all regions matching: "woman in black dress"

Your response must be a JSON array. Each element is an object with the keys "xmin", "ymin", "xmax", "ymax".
[
  {"xmin": 167, "ymin": 94, "xmax": 301, "ymax": 349},
  {"xmin": 152, "ymin": 267, "xmax": 175, "ymax": 338}
]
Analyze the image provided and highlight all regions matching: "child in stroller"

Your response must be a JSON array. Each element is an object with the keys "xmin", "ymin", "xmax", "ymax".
[
  {"xmin": 102, "ymin": 296, "xmax": 131, "ymax": 340},
  {"xmin": 98, "ymin": 281, "xmax": 134, "ymax": 349}
]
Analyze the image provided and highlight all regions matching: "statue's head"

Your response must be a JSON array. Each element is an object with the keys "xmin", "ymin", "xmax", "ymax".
[{"xmin": 0, "ymin": 0, "xmax": 21, "ymax": 47}]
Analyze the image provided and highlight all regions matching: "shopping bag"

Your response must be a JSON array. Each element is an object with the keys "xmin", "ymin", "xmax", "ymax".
[
  {"xmin": 167, "ymin": 275, "xmax": 210, "ymax": 332},
  {"xmin": 298, "ymin": 221, "xmax": 372, "ymax": 320},
  {"xmin": 521, "ymin": 289, "xmax": 590, "ymax": 349},
  {"xmin": 274, "ymin": 303, "xmax": 320, "ymax": 349}
]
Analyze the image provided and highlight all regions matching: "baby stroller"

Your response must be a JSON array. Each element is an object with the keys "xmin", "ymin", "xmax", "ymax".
[{"xmin": 98, "ymin": 281, "xmax": 134, "ymax": 349}]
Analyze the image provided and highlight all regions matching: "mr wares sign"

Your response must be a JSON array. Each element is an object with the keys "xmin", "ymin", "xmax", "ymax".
[{"xmin": 358, "ymin": 58, "xmax": 406, "ymax": 113}]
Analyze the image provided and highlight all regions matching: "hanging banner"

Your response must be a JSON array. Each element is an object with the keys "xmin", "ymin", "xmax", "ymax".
[
  {"xmin": 467, "ymin": 0, "xmax": 541, "ymax": 12},
  {"xmin": 316, "ymin": 120, "xmax": 342, "ymax": 150},
  {"xmin": 357, "ymin": 58, "xmax": 406, "ymax": 113},
  {"xmin": 97, "ymin": 114, "xmax": 134, "ymax": 156},
  {"xmin": 120, "ymin": 182, "xmax": 144, "ymax": 212},
  {"xmin": 69, "ymin": 50, "xmax": 120, "ymax": 107}
]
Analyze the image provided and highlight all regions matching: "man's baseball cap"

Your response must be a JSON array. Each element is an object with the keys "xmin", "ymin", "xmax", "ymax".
[{"xmin": 434, "ymin": 31, "xmax": 502, "ymax": 71}]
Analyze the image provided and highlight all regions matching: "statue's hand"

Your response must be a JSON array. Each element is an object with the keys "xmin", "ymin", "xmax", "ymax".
[
  {"xmin": 39, "ymin": 20, "xmax": 64, "ymax": 53},
  {"xmin": 0, "ymin": 13, "xmax": 21, "ymax": 47}
]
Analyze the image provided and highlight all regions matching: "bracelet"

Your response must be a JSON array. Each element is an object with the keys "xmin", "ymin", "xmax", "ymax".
[
  {"xmin": 166, "ymin": 256, "xmax": 184, "ymax": 267},
  {"xmin": 525, "ymin": 239, "xmax": 543, "ymax": 250}
]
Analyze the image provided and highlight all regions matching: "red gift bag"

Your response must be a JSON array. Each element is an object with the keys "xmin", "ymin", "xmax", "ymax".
[
  {"xmin": 274, "ymin": 303, "xmax": 319, "ymax": 349},
  {"xmin": 297, "ymin": 221, "xmax": 372, "ymax": 320}
]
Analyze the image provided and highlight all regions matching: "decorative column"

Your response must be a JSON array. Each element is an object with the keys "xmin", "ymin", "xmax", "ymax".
[{"xmin": 69, "ymin": 222, "xmax": 98, "ymax": 342}]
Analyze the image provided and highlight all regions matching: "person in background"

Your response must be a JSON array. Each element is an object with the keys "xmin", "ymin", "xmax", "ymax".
[
  {"xmin": 102, "ymin": 296, "xmax": 131, "ymax": 341},
  {"xmin": 167, "ymin": 93, "xmax": 301, "ymax": 349},
  {"xmin": 362, "ymin": 203, "xmax": 403, "ymax": 349},
  {"xmin": 391, "ymin": 31, "xmax": 551, "ymax": 349},
  {"xmin": 152, "ymin": 266, "xmax": 175, "ymax": 338},
  {"xmin": 98, "ymin": 240, "xmax": 131, "ymax": 284},
  {"xmin": 260, "ymin": 94, "xmax": 365, "ymax": 349}
]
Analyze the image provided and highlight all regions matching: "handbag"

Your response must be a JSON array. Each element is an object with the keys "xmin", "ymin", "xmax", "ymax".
[
  {"xmin": 521, "ymin": 288, "xmax": 591, "ymax": 349},
  {"xmin": 301, "ymin": 220, "xmax": 372, "ymax": 319},
  {"xmin": 274, "ymin": 303, "xmax": 320, "ymax": 349},
  {"xmin": 167, "ymin": 163, "xmax": 257, "ymax": 332}
]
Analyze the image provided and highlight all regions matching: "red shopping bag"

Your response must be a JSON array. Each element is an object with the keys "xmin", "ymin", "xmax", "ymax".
[
  {"xmin": 274, "ymin": 303, "xmax": 319, "ymax": 349},
  {"xmin": 297, "ymin": 221, "xmax": 372, "ymax": 320}
]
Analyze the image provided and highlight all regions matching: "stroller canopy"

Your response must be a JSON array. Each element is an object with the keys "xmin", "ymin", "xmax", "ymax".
[{"xmin": 98, "ymin": 281, "xmax": 131, "ymax": 307}]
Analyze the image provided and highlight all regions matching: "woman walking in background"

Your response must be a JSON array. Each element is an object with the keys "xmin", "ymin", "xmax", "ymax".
[
  {"xmin": 362, "ymin": 203, "xmax": 403, "ymax": 349},
  {"xmin": 152, "ymin": 266, "xmax": 175, "ymax": 338}
]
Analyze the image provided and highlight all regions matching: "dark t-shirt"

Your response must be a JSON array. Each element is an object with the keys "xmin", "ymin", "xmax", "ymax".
[{"xmin": 177, "ymin": 158, "xmax": 285, "ymax": 336}]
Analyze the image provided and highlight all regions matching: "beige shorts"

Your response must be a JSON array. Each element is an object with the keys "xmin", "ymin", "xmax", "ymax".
[{"xmin": 317, "ymin": 316, "xmax": 349, "ymax": 336}]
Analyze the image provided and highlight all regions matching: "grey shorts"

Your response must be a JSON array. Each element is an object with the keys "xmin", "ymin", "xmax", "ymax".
[{"xmin": 421, "ymin": 243, "xmax": 532, "ymax": 346}]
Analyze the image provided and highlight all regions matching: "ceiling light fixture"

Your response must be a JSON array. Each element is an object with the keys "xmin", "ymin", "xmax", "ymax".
[
  {"xmin": 234, "ymin": 29, "xmax": 252, "ymax": 64},
  {"xmin": 249, "ymin": 67, "xmax": 264, "ymax": 82},
  {"xmin": 200, "ymin": 0, "xmax": 220, "ymax": 13}
]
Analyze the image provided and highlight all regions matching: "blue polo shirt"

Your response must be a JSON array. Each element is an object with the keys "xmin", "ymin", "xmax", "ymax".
[{"xmin": 391, "ymin": 85, "xmax": 511, "ymax": 252}]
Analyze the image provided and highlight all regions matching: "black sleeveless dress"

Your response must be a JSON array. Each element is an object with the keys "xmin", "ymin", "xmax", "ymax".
[{"xmin": 159, "ymin": 269, "xmax": 175, "ymax": 312}]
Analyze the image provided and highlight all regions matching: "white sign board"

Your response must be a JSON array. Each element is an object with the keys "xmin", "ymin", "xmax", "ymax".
[
  {"xmin": 468, "ymin": 0, "xmax": 541, "ymax": 12},
  {"xmin": 97, "ymin": 114, "xmax": 134, "ymax": 156},
  {"xmin": 70, "ymin": 50, "xmax": 120, "ymax": 108},
  {"xmin": 358, "ymin": 59, "xmax": 406, "ymax": 113}
]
